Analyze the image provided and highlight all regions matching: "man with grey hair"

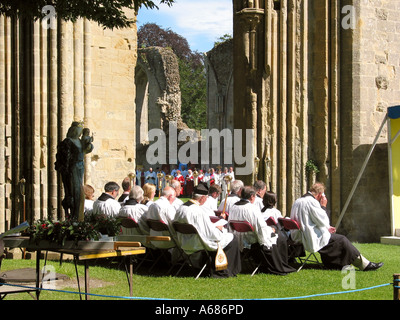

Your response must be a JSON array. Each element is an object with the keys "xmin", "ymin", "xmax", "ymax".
[
  {"xmin": 170, "ymin": 179, "xmax": 184, "ymax": 210},
  {"xmin": 217, "ymin": 179, "xmax": 244, "ymax": 214},
  {"xmin": 92, "ymin": 181, "xmax": 121, "ymax": 217},
  {"xmin": 118, "ymin": 185, "xmax": 149, "ymax": 235},
  {"xmin": 290, "ymin": 182, "xmax": 383, "ymax": 271},
  {"xmin": 174, "ymin": 183, "xmax": 242, "ymax": 278}
]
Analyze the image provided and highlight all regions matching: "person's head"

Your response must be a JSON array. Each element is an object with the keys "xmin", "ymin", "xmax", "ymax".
[
  {"xmin": 253, "ymin": 180, "xmax": 267, "ymax": 197},
  {"xmin": 263, "ymin": 191, "xmax": 277, "ymax": 209},
  {"xmin": 149, "ymin": 167, "xmax": 153, "ymax": 172},
  {"xmin": 231, "ymin": 180, "xmax": 244, "ymax": 196},
  {"xmin": 142, "ymin": 183, "xmax": 156, "ymax": 200},
  {"xmin": 129, "ymin": 185, "xmax": 144, "ymax": 203},
  {"xmin": 162, "ymin": 186, "xmax": 176, "ymax": 204},
  {"xmin": 104, "ymin": 181, "xmax": 120, "ymax": 199},
  {"xmin": 208, "ymin": 184, "xmax": 221, "ymax": 199},
  {"xmin": 193, "ymin": 183, "xmax": 209, "ymax": 205},
  {"xmin": 241, "ymin": 186, "xmax": 257, "ymax": 204},
  {"xmin": 169, "ymin": 179, "xmax": 182, "ymax": 196},
  {"xmin": 309, "ymin": 182, "xmax": 326, "ymax": 201},
  {"xmin": 83, "ymin": 184, "xmax": 95, "ymax": 200},
  {"xmin": 121, "ymin": 177, "xmax": 131, "ymax": 192}
]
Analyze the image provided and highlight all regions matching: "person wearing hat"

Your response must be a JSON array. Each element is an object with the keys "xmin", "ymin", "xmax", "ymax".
[{"xmin": 173, "ymin": 183, "xmax": 242, "ymax": 278}]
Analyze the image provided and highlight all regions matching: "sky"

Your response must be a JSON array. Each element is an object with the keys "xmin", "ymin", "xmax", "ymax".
[{"xmin": 136, "ymin": 0, "xmax": 233, "ymax": 53}]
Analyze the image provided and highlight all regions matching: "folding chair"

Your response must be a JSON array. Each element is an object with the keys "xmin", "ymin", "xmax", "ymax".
[
  {"xmin": 120, "ymin": 217, "xmax": 152, "ymax": 271},
  {"xmin": 146, "ymin": 219, "xmax": 182, "ymax": 274},
  {"xmin": 171, "ymin": 221, "xmax": 213, "ymax": 280},
  {"xmin": 265, "ymin": 216, "xmax": 277, "ymax": 226},
  {"xmin": 209, "ymin": 216, "xmax": 221, "ymax": 223},
  {"xmin": 229, "ymin": 220, "xmax": 265, "ymax": 276},
  {"xmin": 278, "ymin": 217, "xmax": 323, "ymax": 272}
]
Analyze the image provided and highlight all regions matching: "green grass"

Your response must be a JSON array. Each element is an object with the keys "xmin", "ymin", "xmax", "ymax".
[{"xmin": 1, "ymin": 243, "xmax": 399, "ymax": 301}]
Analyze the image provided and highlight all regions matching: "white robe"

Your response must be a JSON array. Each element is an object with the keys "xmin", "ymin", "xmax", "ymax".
[
  {"xmin": 174, "ymin": 200, "xmax": 234, "ymax": 254},
  {"xmin": 254, "ymin": 195, "xmax": 264, "ymax": 211},
  {"xmin": 228, "ymin": 200, "xmax": 277, "ymax": 250},
  {"xmin": 84, "ymin": 199, "xmax": 94, "ymax": 214},
  {"xmin": 92, "ymin": 194, "xmax": 121, "ymax": 217},
  {"xmin": 202, "ymin": 196, "xmax": 218, "ymax": 213},
  {"xmin": 289, "ymin": 193, "xmax": 331, "ymax": 253},
  {"xmin": 218, "ymin": 194, "xmax": 240, "ymax": 213},
  {"xmin": 118, "ymin": 200, "xmax": 150, "ymax": 235},
  {"xmin": 261, "ymin": 207, "xmax": 283, "ymax": 223},
  {"xmin": 172, "ymin": 197, "xmax": 183, "ymax": 210},
  {"xmin": 145, "ymin": 197, "xmax": 176, "ymax": 249}
]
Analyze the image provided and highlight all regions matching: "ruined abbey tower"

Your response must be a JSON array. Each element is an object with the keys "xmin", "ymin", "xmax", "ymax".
[{"xmin": 1, "ymin": 0, "xmax": 399, "ymax": 242}]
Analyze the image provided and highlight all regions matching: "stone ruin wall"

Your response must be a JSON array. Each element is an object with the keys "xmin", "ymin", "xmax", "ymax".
[
  {"xmin": 135, "ymin": 46, "xmax": 188, "ymax": 169},
  {"xmin": 0, "ymin": 11, "xmax": 138, "ymax": 229},
  {"xmin": 223, "ymin": 0, "xmax": 399, "ymax": 241}
]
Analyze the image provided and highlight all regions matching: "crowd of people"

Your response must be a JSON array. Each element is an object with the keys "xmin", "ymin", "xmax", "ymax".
[
  {"xmin": 135, "ymin": 165, "xmax": 236, "ymax": 199},
  {"xmin": 83, "ymin": 168, "xmax": 383, "ymax": 278}
]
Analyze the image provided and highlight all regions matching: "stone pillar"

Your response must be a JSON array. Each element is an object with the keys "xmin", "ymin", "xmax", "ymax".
[{"xmin": 233, "ymin": 3, "xmax": 265, "ymax": 185}]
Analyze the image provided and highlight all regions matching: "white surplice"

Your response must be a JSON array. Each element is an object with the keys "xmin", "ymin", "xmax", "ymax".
[
  {"xmin": 92, "ymin": 193, "xmax": 121, "ymax": 217},
  {"xmin": 145, "ymin": 197, "xmax": 176, "ymax": 249},
  {"xmin": 228, "ymin": 200, "xmax": 277, "ymax": 250},
  {"xmin": 217, "ymin": 194, "xmax": 240, "ymax": 213},
  {"xmin": 289, "ymin": 193, "xmax": 331, "ymax": 253},
  {"xmin": 174, "ymin": 200, "xmax": 234, "ymax": 254},
  {"xmin": 118, "ymin": 200, "xmax": 150, "ymax": 235}
]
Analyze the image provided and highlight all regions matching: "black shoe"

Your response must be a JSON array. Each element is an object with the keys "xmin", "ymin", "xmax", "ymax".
[{"xmin": 363, "ymin": 262, "xmax": 383, "ymax": 271}]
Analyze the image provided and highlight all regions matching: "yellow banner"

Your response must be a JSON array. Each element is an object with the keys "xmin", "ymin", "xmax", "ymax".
[{"xmin": 389, "ymin": 107, "xmax": 400, "ymax": 235}]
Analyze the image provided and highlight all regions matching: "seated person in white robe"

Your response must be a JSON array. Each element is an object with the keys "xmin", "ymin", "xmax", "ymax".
[
  {"xmin": 253, "ymin": 180, "xmax": 267, "ymax": 211},
  {"xmin": 290, "ymin": 182, "xmax": 383, "ymax": 271},
  {"xmin": 83, "ymin": 184, "xmax": 95, "ymax": 215},
  {"xmin": 261, "ymin": 190, "xmax": 283, "ymax": 224},
  {"xmin": 229, "ymin": 186, "xmax": 296, "ymax": 275},
  {"xmin": 92, "ymin": 181, "xmax": 121, "ymax": 217},
  {"xmin": 170, "ymin": 179, "xmax": 184, "ymax": 210},
  {"xmin": 202, "ymin": 184, "xmax": 221, "ymax": 214},
  {"xmin": 174, "ymin": 183, "xmax": 242, "ymax": 278},
  {"xmin": 217, "ymin": 180, "xmax": 244, "ymax": 214},
  {"xmin": 145, "ymin": 186, "xmax": 177, "ymax": 249},
  {"xmin": 118, "ymin": 185, "xmax": 150, "ymax": 236}
]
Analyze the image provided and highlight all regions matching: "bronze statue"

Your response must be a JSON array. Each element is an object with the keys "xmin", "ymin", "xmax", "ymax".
[{"xmin": 55, "ymin": 122, "xmax": 94, "ymax": 219}]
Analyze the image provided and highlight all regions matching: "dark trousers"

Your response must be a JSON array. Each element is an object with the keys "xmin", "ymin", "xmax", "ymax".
[{"xmin": 318, "ymin": 233, "xmax": 360, "ymax": 270}]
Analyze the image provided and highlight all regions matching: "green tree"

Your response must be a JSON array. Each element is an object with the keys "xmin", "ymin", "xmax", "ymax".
[
  {"xmin": 0, "ymin": 0, "xmax": 174, "ymax": 29},
  {"xmin": 179, "ymin": 59, "xmax": 207, "ymax": 130},
  {"xmin": 138, "ymin": 23, "xmax": 207, "ymax": 130}
]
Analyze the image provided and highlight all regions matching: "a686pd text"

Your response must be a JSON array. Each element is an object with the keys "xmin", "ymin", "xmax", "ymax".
[{"xmin": 154, "ymin": 303, "xmax": 244, "ymax": 317}]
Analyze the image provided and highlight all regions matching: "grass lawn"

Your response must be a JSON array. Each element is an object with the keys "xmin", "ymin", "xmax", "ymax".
[{"xmin": 1, "ymin": 242, "xmax": 398, "ymax": 301}]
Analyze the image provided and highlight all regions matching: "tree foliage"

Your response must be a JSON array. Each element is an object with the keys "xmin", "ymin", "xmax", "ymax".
[
  {"xmin": 0, "ymin": 0, "xmax": 174, "ymax": 29},
  {"xmin": 138, "ymin": 23, "xmax": 207, "ymax": 130},
  {"xmin": 138, "ymin": 23, "xmax": 202, "ymax": 66}
]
